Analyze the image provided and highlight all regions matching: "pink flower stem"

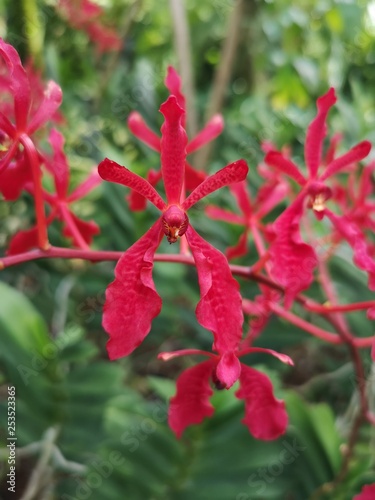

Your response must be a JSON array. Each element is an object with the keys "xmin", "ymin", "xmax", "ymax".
[
  {"xmin": 20, "ymin": 134, "xmax": 49, "ymax": 250},
  {"xmin": 59, "ymin": 203, "xmax": 90, "ymax": 250},
  {"xmin": 303, "ymin": 300, "xmax": 375, "ymax": 314}
]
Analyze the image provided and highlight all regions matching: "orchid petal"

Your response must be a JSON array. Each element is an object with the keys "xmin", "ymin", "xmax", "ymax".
[
  {"xmin": 46, "ymin": 128, "xmax": 69, "ymax": 198},
  {"xmin": 236, "ymin": 364, "xmax": 288, "ymax": 440},
  {"xmin": 67, "ymin": 169, "xmax": 102, "ymax": 202},
  {"xmin": 28, "ymin": 81, "xmax": 63, "ymax": 135},
  {"xmin": 323, "ymin": 132, "xmax": 342, "ymax": 165},
  {"xmin": 185, "ymin": 225, "xmax": 243, "ymax": 354},
  {"xmin": 0, "ymin": 157, "xmax": 33, "ymax": 201},
  {"xmin": 230, "ymin": 181, "xmax": 252, "ymax": 218},
  {"xmin": 320, "ymin": 141, "xmax": 371, "ymax": 181},
  {"xmin": 127, "ymin": 169, "xmax": 162, "ymax": 211},
  {"xmin": 269, "ymin": 194, "xmax": 318, "ymax": 307},
  {"xmin": 7, "ymin": 225, "xmax": 43, "ymax": 255},
  {"xmin": 264, "ymin": 151, "xmax": 306, "ymax": 186},
  {"xmin": 255, "ymin": 182, "xmax": 288, "ymax": 219},
  {"xmin": 353, "ymin": 484, "xmax": 375, "ymax": 500},
  {"xmin": 325, "ymin": 209, "xmax": 375, "ymax": 290},
  {"xmin": 159, "ymin": 96, "xmax": 187, "ymax": 204},
  {"xmin": 165, "ymin": 66, "xmax": 186, "ymax": 118},
  {"xmin": 0, "ymin": 111, "xmax": 16, "ymax": 138},
  {"xmin": 182, "ymin": 159, "xmax": 248, "ymax": 211},
  {"xmin": 305, "ymin": 87, "xmax": 337, "ymax": 178},
  {"xmin": 215, "ymin": 351, "xmax": 241, "ymax": 389},
  {"xmin": 62, "ymin": 212, "xmax": 100, "ymax": 246},
  {"xmin": 187, "ymin": 114, "xmax": 224, "ymax": 154},
  {"xmin": 239, "ymin": 347, "xmax": 294, "ymax": 366},
  {"xmin": 158, "ymin": 349, "xmax": 214, "ymax": 361},
  {"xmin": 127, "ymin": 112, "xmax": 161, "ymax": 152},
  {"xmin": 185, "ymin": 161, "xmax": 206, "ymax": 191},
  {"xmin": 205, "ymin": 206, "xmax": 244, "ymax": 225},
  {"xmin": 0, "ymin": 39, "xmax": 31, "ymax": 130},
  {"xmin": 98, "ymin": 158, "xmax": 166, "ymax": 211},
  {"xmin": 168, "ymin": 360, "xmax": 215, "ymax": 438},
  {"xmin": 103, "ymin": 220, "xmax": 164, "ymax": 359},
  {"xmin": 226, "ymin": 231, "xmax": 249, "ymax": 261}
]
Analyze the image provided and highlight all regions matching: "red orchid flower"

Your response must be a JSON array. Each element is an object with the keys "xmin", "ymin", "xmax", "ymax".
[
  {"xmin": 206, "ymin": 179, "xmax": 288, "ymax": 260},
  {"xmin": 8, "ymin": 129, "xmax": 101, "ymax": 254},
  {"xmin": 98, "ymin": 95, "xmax": 248, "ymax": 360},
  {"xmin": 158, "ymin": 346, "xmax": 293, "ymax": 440},
  {"xmin": 57, "ymin": 0, "xmax": 122, "ymax": 53},
  {"xmin": 127, "ymin": 66, "xmax": 224, "ymax": 210},
  {"xmin": 264, "ymin": 89, "xmax": 372, "ymax": 305},
  {"xmin": 353, "ymin": 484, "xmax": 375, "ymax": 500}
]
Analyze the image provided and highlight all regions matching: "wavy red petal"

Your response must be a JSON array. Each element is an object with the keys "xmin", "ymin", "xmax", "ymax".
[
  {"xmin": 7, "ymin": 225, "xmax": 42, "ymax": 255},
  {"xmin": 168, "ymin": 360, "xmax": 215, "ymax": 438},
  {"xmin": 264, "ymin": 151, "xmax": 306, "ymax": 186},
  {"xmin": 103, "ymin": 220, "xmax": 164, "ymax": 359},
  {"xmin": 185, "ymin": 225, "xmax": 243, "ymax": 354},
  {"xmin": 127, "ymin": 111, "xmax": 161, "ymax": 152},
  {"xmin": 182, "ymin": 159, "xmax": 248, "ymax": 211},
  {"xmin": 187, "ymin": 114, "xmax": 224, "ymax": 154},
  {"xmin": 305, "ymin": 87, "xmax": 337, "ymax": 178},
  {"xmin": 236, "ymin": 364, "xmax": 288, "ymax": 440},
  {"xmin": 159, "ymin": 96, "xmax": 187, "ymax": 204},
  {"xmin": 98, "ymin": 158, "xmax": 166, "ymax": 211},
  {"xmin": 269, "ymin": 194, "xmax": 318, "ymax": 307},
  {"xmin": 320, "ymin": 141, "xmax": 371, "ymax": 181}
]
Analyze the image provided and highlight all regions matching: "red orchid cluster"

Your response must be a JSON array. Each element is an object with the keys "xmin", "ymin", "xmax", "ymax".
[
  {"xmin": 1, "ymin": 36, "xmax": 375, "ymax": 455},
  {"xmin": 56, "ymin": 0, "xmax": 122, "ymax": 53},
  {"xmin": 0, "ymin": 38, "xmax": 101, "ymax": 253}
]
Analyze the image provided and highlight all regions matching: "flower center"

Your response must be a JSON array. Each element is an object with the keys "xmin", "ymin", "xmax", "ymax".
[{"xmin": 162, "ymin": 205, "xmax": 189, "ymax": 244}]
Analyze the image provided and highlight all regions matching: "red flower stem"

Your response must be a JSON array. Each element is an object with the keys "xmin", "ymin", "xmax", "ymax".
[
  {"xmin": 302, "ymin": 300, "xmax": 375, "ymax": 314},
  {"xmin": 20, "ymin": 134, "xmax": 49, "ymax": 250},
  {"xmin": 270, "ymin": 302, "xmax": 373, "ymax": 348},
  {"xmin": 59, "ymin": 203, "xmax": 90, "ymax": 251}
]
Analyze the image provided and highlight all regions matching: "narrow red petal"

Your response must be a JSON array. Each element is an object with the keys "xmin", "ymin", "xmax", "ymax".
[
  {"xmin": 305, "ymin": 87, "xmax": 337, "ymax": 178},
  {"xmin": 160, "ymin": 96, "xmax": 187, "ymax": 204},
  {"xmin": 103, "ymin": 220, "xmax": 163, "ymax": 359},
  {"xmin": 164, "ymin": 66, "xmax": 186, "ymax": 118},
  {"xmin": 320, "ymin": 141, "xmax": 371, "ymax": 181},
  {"xmin": 127, "ymin": 112, "xmax": 161, "ymax": 152},
  {"xmin": 168, "ymin": 360, "xmax": 215, "ymax": 438},
  {"xmin": 27, "ymin": 81, "xmax": 63, "ymax": 135},
  {"xmin": 67, "ymin": 169, "xmax": 102, "ymax": 202},
  {"xmin": 236, "ymin": 364, "xmax": 288, "ymax": 440},
  {"xmin": 230, "ymin": 181, "xmax": 253, "ymax": 217},
  {"xmin": 62, "ymin": 212, "xmax": 100, "ymax": 245},
  {"xmin": 325, "ymin": 209, "xmax": 375, "ymax": 290},
  {"xmin": 185, "ymin": 225, "xmax": 244, "ymax": 354},
  {"xmin": 0, "ymin": 111, "xmax": 16, "ymax": 137},
  {"xmin": 353, "ymin": 484, "xmax": 375, "ymax": 500},
  {"xmin": 205, "ymin": 206, "xmax": 244, "ymax": 225},
  {"xmin": 226, "ymin": 231, "xmax": 249, "ymax": 260},
  {"xmin": 264, "ymin": 151, "xmax": 306, "ymax": 186},
  {"xmin": 255, "ymin": 182, "xmax": 288, "ymax": 219},
  {"xmin": 182, "ymin": 159, "xmax": 248, "ymax": 211},
  {"xmin": 46, "ymin": 128, "xmax": 69, "ymax": 198},
  {"xmin": 269, "ymin": 194, "xmax": 318, "ymax": 307},
  {"xmin": 158, "ymin": 349, "xmax": 213, "ymax": 361},
  {"xmin": 239, "ymin": 347, "xmax": 294, "ymax": 366},
  {"xmin": 0, "ymin": 39, "xmax": 31, "ymax": 130},
  {"xmin": 98, "ymin": 158, "xmax": 166, "ymax": 211},
  {"xmin": 215, "ymin": 351, "xmax": 241, "ymax": 388},
  {"xmin": 187, "ymin": 114, "xmax": 224, "ymax": 154}
]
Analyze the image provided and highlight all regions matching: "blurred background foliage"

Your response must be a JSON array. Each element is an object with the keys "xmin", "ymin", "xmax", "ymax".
[{"xmin": 0, "ymin": 0, "xmax": 375, "ymax": 498}]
